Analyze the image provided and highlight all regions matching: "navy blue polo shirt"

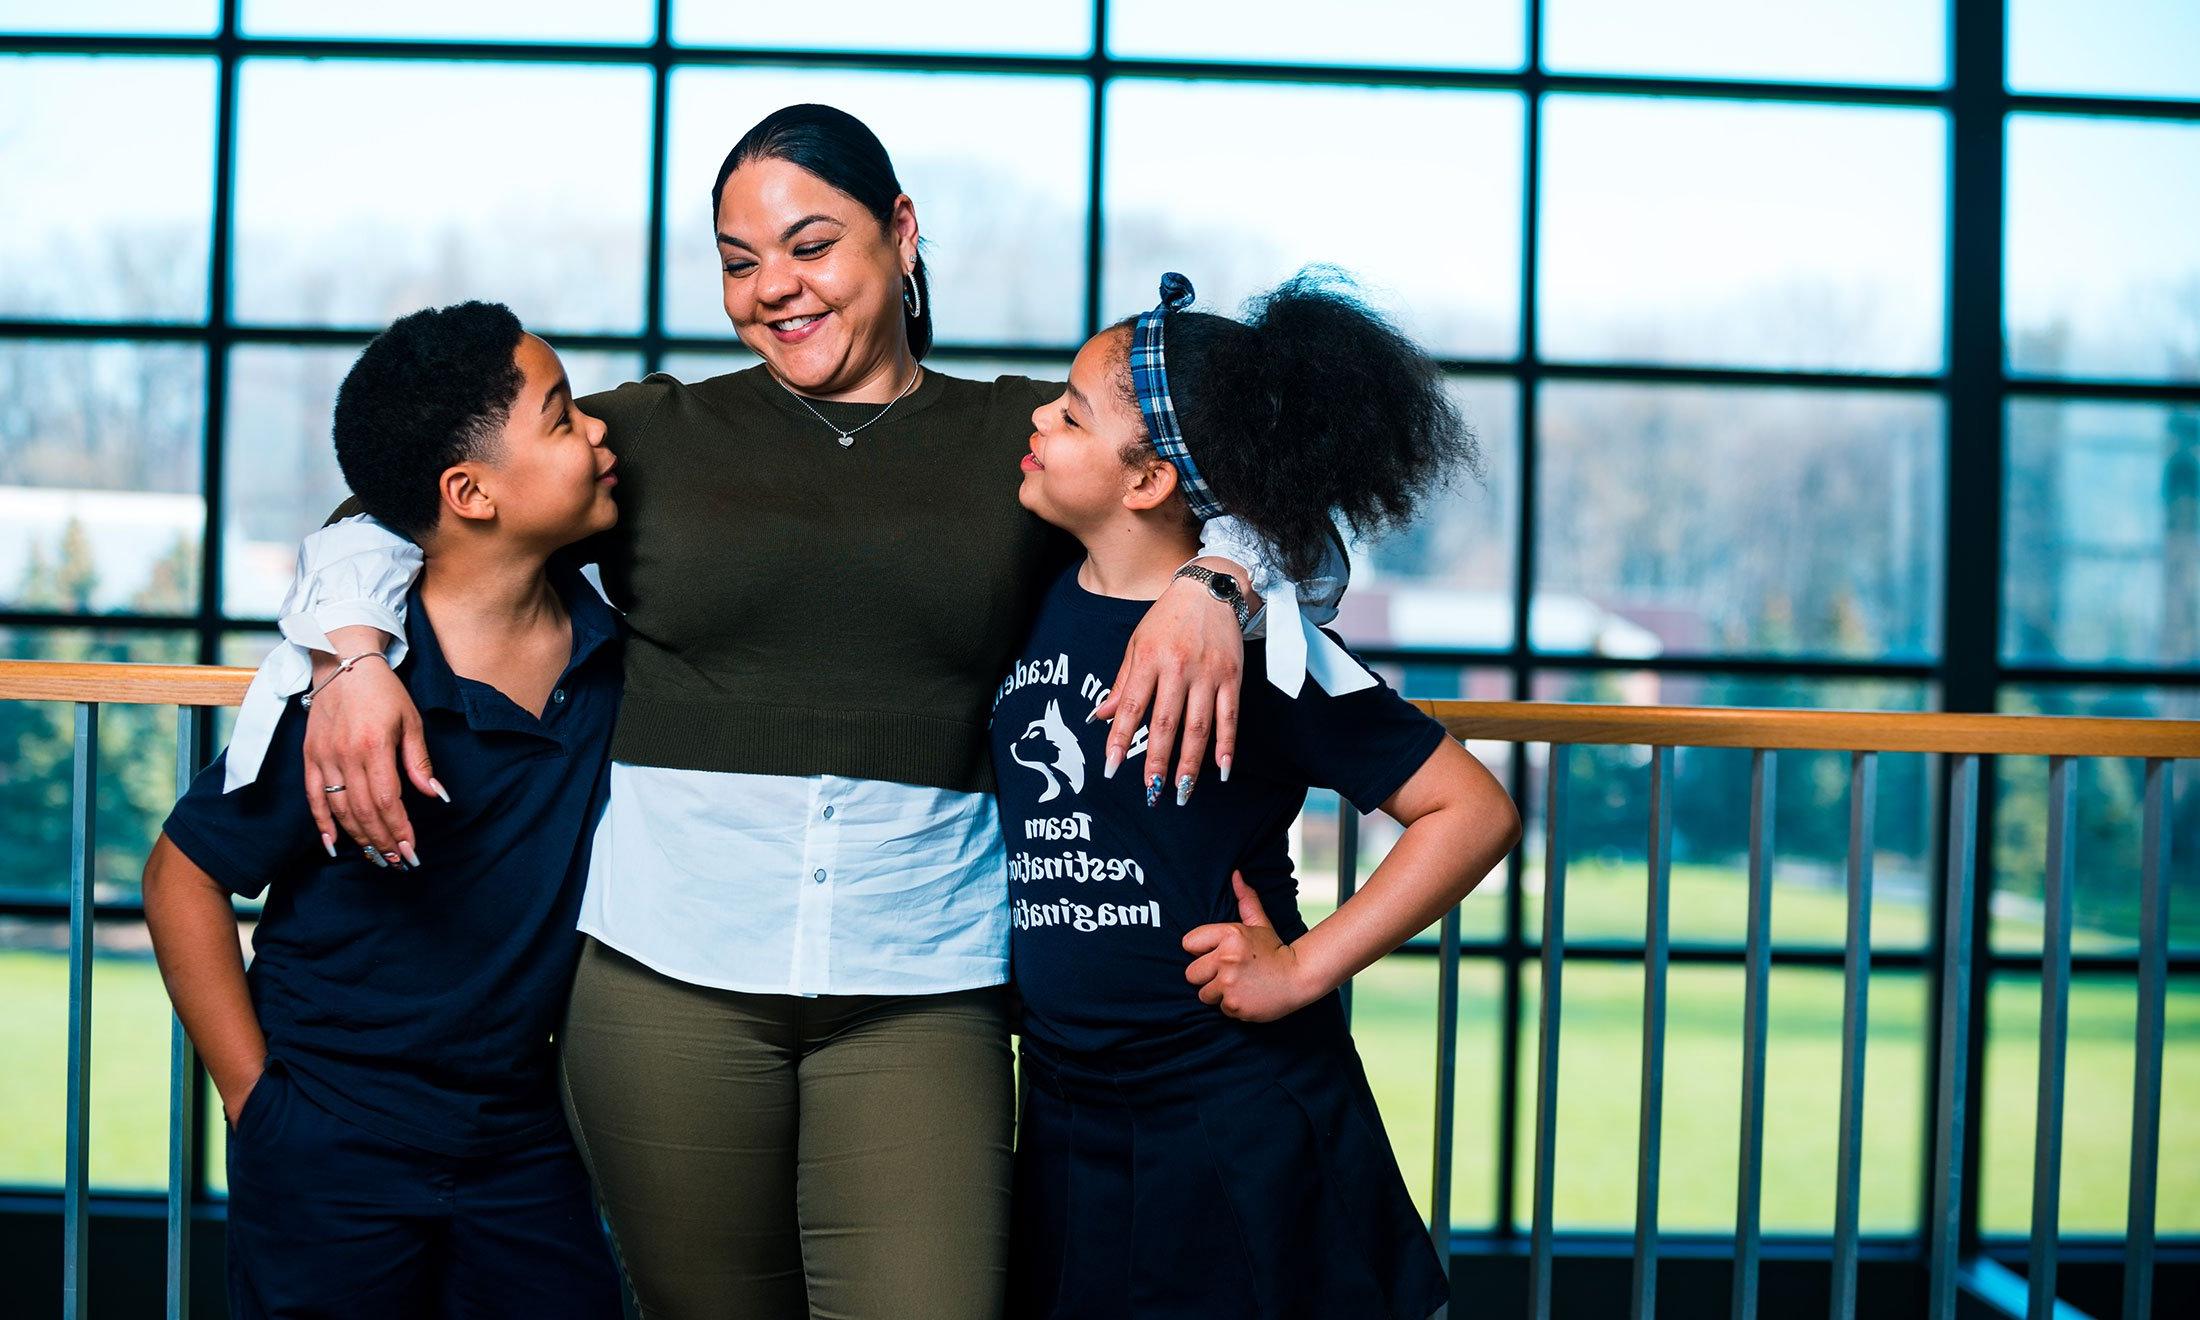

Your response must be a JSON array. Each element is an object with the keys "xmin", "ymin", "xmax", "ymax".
[
  {"xmin": 163, "ymin": 563, "xmax": 621, "ymax": 1158},
  {"xmin": 989, "ymin": 566, "xmax": 1448, "ymax": 1059}
]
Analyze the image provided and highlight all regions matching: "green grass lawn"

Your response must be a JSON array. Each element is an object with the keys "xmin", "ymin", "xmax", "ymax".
[{"xmin": 3, "ymin": 862, "xmax": 2192, "ymax": 1236}]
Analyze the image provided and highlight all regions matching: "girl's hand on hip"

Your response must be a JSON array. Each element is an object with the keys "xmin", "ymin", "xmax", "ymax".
[
  {"xmin": 1093, "ymin": 568, "xmax": 1243, "ymax": 803},
  {"xmin": 1182, "ymin": 874, "xmax": 1318, "ymax": 1023},
  {"xmin": 303, "ymin": 650, "xmax": 439, "ymax": 871}
]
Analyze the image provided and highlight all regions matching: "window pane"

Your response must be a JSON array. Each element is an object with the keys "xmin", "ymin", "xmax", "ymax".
[
  {"xmin": 2009, "ymin": 0, "xmax": 2200, "ymax": 101},
  {"xmin": 675, "ymin": 0, "xmax": 1090, "ymax": 55},
  {"xmin": 1109, "ymin": 0, "xmax": 1523, "ymax": 71},
  {"xmin": 244, "ymin": 0, "xmax": 654, "ymax": 42},
  {"xmin": 1993, "ymin": 685, "xmax": 2200, "ymax": 958},
  {"xmin": 1106, "ymin": 81, "xmax": 1522, "ymax": 358},
  {"xmin": 1526, "ymin": 673, "xmax": 1937, "ymax": 952},
  {"xmin": 0, "ymin": 923, "xmax": 187, "ymax": 1191},
  {"xmin": 0, "ymin": 0, "xmax": 216, "ymax": 34},
  {"xmin": 235, "ymin": 60, "xmax": 652, "ymax": 333},
  {"xmin": 2006, "ymin": 115, "xmax": 2200, "ymax": 383},
  {"xmin": 657, "ymin": 350, "xmax": 758, "ymax": 385},
  {"xmin": 1544, "ymin": 0, "xmax": 1944, "ymax": 86},
  {"xmin": 664, "ymin": 68, "xmax": 1090, "ymax": 346},
  {"xmin": 2005, "ymin": 398, "xmax": 2200, "ymax": 667},
  {"xmin": 0, "ymin": 57, "xmax": 214, "ymax": 322},
  {"xmin": 1349, "ymin": 377, "xmax": 1519, "ymax": 650},
  {"xmin": 1980, "ymin": 973, "xmax": 2200, "ymax": 1235},
  {"xmin": 0, "ymin": 629, "xmax": 195, "ymax": 904},
  {"xmin": 222, "ymin": 344, "xmax": 641, "ymax": 618},
  {"xmin": 1344, "ymin": 957, "xmax": 1503, "ymax": 1228},
  {"xmin": 1539, "ymin": 96, "xmax": 1945, "ymax": 373},
  {"xmin": 1534, "ymin": 382, "xmax": 1943, "ymax": 660},
  {"xmin": 0, "ymin": 341, "xmax": 205, "ymax": 615},
  {"xmin": 1513, "ymin": 965, "xmax": 1925, "ymax": 1232}
]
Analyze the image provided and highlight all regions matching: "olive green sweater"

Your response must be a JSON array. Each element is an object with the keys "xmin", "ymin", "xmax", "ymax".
[{"xmin": 580, "ymin": 366, "xmax": 1070, "ymax": 794}]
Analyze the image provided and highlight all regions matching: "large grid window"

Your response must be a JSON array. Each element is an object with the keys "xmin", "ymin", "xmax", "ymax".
[{"xmin": 2, "ymin": 0, "xmax": 2195, "ymax": 1245}]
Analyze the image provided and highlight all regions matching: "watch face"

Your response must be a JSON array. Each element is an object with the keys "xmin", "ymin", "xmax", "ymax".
[{"xmin": 1205, "ymin": 576, "xmax": 1234, "ymax": 602}]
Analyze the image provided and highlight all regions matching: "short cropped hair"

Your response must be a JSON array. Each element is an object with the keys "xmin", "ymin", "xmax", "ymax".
[{"xmin": 332, "ymin": 301, "xmax": 527, "ymax": 540}]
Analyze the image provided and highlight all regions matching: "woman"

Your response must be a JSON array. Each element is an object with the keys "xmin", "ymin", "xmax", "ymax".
[{"xmin": 250, "ymin": 105, "xmax": 1344, "ymax": 1319}]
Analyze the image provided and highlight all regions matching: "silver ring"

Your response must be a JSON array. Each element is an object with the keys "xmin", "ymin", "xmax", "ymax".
[{"xmin": 323, "ymin": 783, "xmax": 347, "ymax": 793}]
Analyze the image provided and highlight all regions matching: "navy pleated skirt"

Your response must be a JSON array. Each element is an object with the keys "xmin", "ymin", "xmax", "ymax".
[{"xmin": 1010, "ymin": 1004, "xmax": 1447, "ymax": 1320}]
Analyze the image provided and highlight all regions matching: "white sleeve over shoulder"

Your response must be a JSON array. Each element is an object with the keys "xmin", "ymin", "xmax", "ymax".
[
  {"xmin": 223, "ymin": 516, "xmax": 423, "ymax": 792},
  {"xmin": 1195, "ymin": 517, "xmax": 1364, "ymax": 697}
]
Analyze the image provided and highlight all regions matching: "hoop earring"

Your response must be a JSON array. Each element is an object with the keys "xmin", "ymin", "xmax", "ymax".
[{"xmin": 903, "ymin": 270, "xmax": 923, "ymax": 320}]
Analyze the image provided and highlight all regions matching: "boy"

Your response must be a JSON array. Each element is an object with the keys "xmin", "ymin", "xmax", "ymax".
[{"xmin": 143, "ymin": 301, "xmax": 624, "ymax": 1318}]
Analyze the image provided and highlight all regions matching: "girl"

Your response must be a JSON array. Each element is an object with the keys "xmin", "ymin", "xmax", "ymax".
[{"xmin": 993, "ymin": 271, "xmax": 1521, "ymax": 1319}]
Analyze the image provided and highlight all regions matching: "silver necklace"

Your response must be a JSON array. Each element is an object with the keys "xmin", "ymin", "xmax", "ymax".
[{"xmin": 776, "ymin": 366, "xmax": 922, "ymax": 448}]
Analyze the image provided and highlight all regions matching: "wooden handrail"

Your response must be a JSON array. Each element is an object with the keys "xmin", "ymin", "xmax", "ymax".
[
  {"xmin": 0, "ymin": 661, "xmax": 256, "ymax": 706},
  {"xmin": 1416, "ymin": 701, "xmax": 2200, "ymax": 759},
  {"xmin": 0, "ymin": 662, "xmax": 2193, "ymax": 759}
]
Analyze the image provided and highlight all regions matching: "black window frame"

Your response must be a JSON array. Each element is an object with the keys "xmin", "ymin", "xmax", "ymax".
[{"xmin": 2, "ymin": 0, "xmax": 2195, "ymax": 1245}]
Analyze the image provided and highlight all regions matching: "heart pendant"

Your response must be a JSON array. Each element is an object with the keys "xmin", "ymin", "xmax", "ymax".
[{"xmin": 837, "ymin": 434, "xmax": 854, "ymax": 448}]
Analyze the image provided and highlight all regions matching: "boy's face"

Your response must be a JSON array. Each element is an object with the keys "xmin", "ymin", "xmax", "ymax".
[
  {"xmin": 455, "ymin": 334, "xmax": 618, "ymax": 548},
  {"xmin": 1018, "ymin": 328, "xmax": 1163, "ymax": 535}
]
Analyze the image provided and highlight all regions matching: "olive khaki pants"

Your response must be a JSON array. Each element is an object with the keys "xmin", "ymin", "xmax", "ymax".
[{"xmin": 559, "ymin": 938, "xmax": 1013, "ymax": 1320}]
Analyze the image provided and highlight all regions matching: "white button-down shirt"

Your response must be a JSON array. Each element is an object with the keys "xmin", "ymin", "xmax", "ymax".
[{"xmin": 581, "ymin": 763, "xmax": 1008, "ymax": 995}]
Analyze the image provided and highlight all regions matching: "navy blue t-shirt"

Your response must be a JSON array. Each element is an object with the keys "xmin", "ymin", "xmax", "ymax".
[
  {"xmin": 989, "ymin": 566, "xmax": 1448, "ymax": 1058},
  {"xmin": 162, "ymin": 564, "xmax": 621, "ymax": 1157}
]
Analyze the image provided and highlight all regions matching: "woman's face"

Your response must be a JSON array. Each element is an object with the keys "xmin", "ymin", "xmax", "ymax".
[
  {"xmin": 715, "ymin": 156, "xmax": 918, "ymax": 397},
  {"xmin": 1019, "ymin": 328, "xmax": 1169, "ymax": 533}
]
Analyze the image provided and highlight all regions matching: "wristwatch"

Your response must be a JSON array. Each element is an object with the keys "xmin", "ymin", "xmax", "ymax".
[{"xmin": 1173, "ymin": 564, "xmax": 1251, "ymax": 630}]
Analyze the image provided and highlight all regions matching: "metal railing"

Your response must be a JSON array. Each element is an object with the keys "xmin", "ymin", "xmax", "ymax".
[
  {"xmin": 1390, "ymin": 701, "xmax": 2197, "ymax": 1320},
  {"xmin": 0, "ymin": 659, "xmax": 2194, "ymax": 1319}
]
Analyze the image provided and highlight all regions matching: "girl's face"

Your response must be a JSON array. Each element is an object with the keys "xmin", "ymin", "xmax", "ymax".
[
  {"xmin": 1019, "ymin": 328, "xmax": 1170, "ymax": 533},
  {"xmin": 715, "ymin": 156, "xmax": 918, "ymax": 397}
]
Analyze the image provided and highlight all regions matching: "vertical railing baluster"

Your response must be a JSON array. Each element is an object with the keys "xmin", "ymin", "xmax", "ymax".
[
  {"xmin": 2123, "ymin": 759, "xmax": 2171, "ymax": 1320},
  {"xmin": 1629, "ymin": 745, "xmax": 1674, "ymax": 1320},
  {"xmin": 169, "ymin": 705, "xmax": 204, "ymax": 1320},
  {"xmin": 1830, "ymin": 751, "xmax": 1877, "ymax": 1320},
  {"xmin": 64, "ymin": 702, "xmax": 100, "ymax": 1320},
  {"xmin": 1337, "ymin": 800, "xmax": 1360, "ymax": 1024},
  {"xmin": 1529, "ymin": 744, "xmax": 1570, "ymax": 1320},
  {"xmin": 1731, "ymin": 749, "xmax": 1776, "ymax": 1320},
  {"xmin": 1430, "ymin": 900, "xmax": 1462, "ymax": 1319},
  {"xmin": 2027, "ymin": 756, "xmax": 2075, "ymax": 1320},
  {"xmin": 1928, "ymin": 754, "xmax": 1980, "ymax": 1320}
]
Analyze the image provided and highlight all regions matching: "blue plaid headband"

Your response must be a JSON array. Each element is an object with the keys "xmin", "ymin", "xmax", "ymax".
[{"xmin": 1129, "ymin": 272, "xmax": 1225, "ymax": 522}]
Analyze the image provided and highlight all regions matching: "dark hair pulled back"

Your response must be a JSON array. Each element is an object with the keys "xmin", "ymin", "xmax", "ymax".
[
  {"xmin": 713, "ymin": 103, "xmax": 932, "ymax": 359},
  {"xmin": 1122, "ymin": 268, "xmax": 1477, "ymax": 581}
]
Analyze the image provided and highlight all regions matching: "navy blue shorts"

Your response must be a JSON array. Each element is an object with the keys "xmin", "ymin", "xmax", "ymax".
[
  {"xmin": 223, "ymin": 1060, "xmax": 622, "ymax": 1319},
  {"xmin": 1011, "ymin": 1011, "xmax": 1448, "ymax": 1320}
]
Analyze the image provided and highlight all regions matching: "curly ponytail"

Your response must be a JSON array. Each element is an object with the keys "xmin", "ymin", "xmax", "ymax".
[{"xmin": 1126, "ymin": 268, "xmax": 1478, "ymax": 581}]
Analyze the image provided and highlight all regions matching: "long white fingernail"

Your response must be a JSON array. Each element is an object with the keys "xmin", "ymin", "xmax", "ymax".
[
  {"xmin": 1085, "ymin": 706, "xmax": 1102, "ymax": 724},
  {"xmin": 429, "ymin": 777, "xmax": 451, "ymax": 804},
  {"xmin": 366, "ymin": 848, "xmax": 389, "ymax": 869},
  {"xmin": 321, "ymin": 833, "xmax": 337, "ymax": 858},
  {"xmin": 398, "ymin": 841, "xmax": 421, "ymax": 868},
  {"xmin": 1175, "ymin": 775, "xmax": 1194, "ymax": 807},
  {"xmin": 1103, "ymin": 748, "xmax": 1123, "ymax": 779},
  {"xmin": 1218, "ymin": 755, "xmax": 1232, "ymax": 784}
]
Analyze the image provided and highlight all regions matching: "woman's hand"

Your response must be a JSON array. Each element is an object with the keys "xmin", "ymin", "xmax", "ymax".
[
  {"xmin": 1182, "ymin": 874, "xmax": 1324, "ymax": 1023},
  {"xmin": 1092, "ymin": 562, "xmax": 1246, "ymax": 804},
  {"xmin": 303, "ymin": 629, "xmax": 441, "ymax": 869}
]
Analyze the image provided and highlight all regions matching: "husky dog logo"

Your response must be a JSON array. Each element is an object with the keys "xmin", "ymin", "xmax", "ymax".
[{"xmin": 1010, "ymin": 700, "xmax": 1086, "ymax": 802}]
